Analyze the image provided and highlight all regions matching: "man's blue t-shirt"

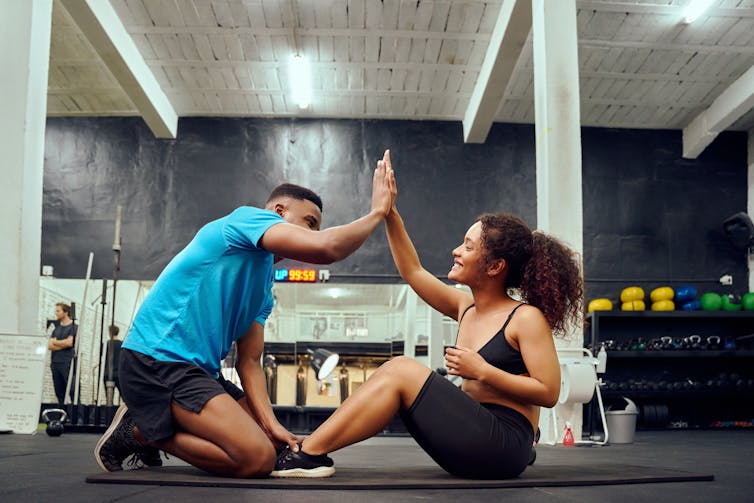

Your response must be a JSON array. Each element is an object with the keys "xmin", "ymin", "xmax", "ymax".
[{"xmin": 123, "ymin": 207, "xmax": 285, "ymax": 376}]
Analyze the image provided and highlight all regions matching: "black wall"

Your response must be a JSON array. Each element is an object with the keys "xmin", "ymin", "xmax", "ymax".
[
  {"xmin": 43, "ymin": 117, "xmax": 749, "ymax": 301},
  {"xmin": 582, "ymin": 128, "xmax": 748, "ymax": 300}
]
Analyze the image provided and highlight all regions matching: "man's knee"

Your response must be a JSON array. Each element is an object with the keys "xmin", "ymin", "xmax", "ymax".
[{"xmin": 232, "ymin": 442, "xmax": 276, "ymax": 478}]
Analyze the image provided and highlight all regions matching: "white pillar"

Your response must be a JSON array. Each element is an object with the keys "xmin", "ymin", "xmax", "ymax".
[
  {"xmin": 402, "ymin": 289, "xmax": 417, "ymax": 358},
  {"xmin": 746, "ymin": 129, "xmax": 754, "ymax": 292},
  {"xmin": 532, "ymin": 0, "xmax": 583, "ymax": 254},
  {"xmin": 0, "ymin": 0, "xmax": 52, "ymax": 334},
  {"xmin": 427, "ymin": 308, "xmax": 444, "ymax": 372},
  {"xmin": 532, "ymin": 0, "xmax": 585, "ymax": 441},
  {"xmin": 532, "ymin": 0, "xmax": 584, "ymax": 331}
]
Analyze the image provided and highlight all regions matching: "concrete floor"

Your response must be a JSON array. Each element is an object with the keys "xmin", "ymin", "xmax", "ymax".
[{"xmin": 1, "ymin": 429, "xmax": 753, "ymax": 502}]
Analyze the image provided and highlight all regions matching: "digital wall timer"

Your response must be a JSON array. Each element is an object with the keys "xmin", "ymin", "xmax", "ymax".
[{"xmin": 274, "ymin": 268, "xmax": 317, "ymax": 282}]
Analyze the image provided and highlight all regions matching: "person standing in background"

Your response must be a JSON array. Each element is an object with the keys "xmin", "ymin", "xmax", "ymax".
[
  {"xmin": 48, "ymin": 302, "xmax": 77, "ymax": 405},
  {"xmin": 104, "ymin": 325, "xmax": 122, "ymax": 397}
]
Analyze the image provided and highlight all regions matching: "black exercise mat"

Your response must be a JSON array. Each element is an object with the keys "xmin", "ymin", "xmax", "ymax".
[{"xmin": 86, "ymin": 464, "xmax": 714, "ymax": 489}]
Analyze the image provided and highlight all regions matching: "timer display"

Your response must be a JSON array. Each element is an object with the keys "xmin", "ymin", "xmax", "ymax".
[{"xmin": 274, "ymin": 268, "xmax": 317, "ymax": 282}]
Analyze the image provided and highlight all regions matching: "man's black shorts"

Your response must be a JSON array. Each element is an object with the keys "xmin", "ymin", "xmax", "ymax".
[{"xmin": 119, "ymin": 348, "xmax": 244, "ymax": 442}]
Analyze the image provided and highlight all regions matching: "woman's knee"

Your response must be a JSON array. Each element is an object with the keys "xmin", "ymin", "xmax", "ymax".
[
  {"xmin": 381, "ymin": 355, "xmax": 426, "ymax": 375},
  {"xmin": 375, "ymin": 356, "xmax": 430, "ymax": 387}
]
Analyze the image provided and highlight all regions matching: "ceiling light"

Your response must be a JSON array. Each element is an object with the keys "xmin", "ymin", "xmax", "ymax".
[
  {"xmin": 288, "ymin": 54, "xmax": 311, "ymax": 109},
  {"xmin": 682, "ymin": 0, "xmax": 715, "ymax": 24}
]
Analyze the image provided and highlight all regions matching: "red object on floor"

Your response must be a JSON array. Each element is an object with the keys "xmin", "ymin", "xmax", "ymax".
[{"xmin": 563, "ymin": 423, "xmax": 575, "ymax": 447}]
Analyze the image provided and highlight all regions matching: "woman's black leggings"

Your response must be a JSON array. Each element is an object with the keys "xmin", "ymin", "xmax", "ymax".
[{"xmin": 399, "ymin": 371, "xmax": 534, "ymax": 479}]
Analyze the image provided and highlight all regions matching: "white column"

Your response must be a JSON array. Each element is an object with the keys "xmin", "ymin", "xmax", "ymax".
[
  {"xmin": 0, "ymin": 0, "xmax": 52, "ymax": 334},
  {"xmin": 532, "ymin": 0, "xmax": 585, "ymax": 441},
  {"xmin": 427, "ymin": 308, "xmax": 445, "ymax": 372},
  {"xmin": 532, "ymin": 0, "xmax": 583, "ymax": 252},
  {"xmin": 402, "ymin": 289, "xmax": 417, "ymax": 358},
  {"xmin": 532, "ymin": 0, "xmax": 584, "ymax": 328},
  {"xmin": 746, "ymin": 129, "xmax": 754, "ymax": 292}
]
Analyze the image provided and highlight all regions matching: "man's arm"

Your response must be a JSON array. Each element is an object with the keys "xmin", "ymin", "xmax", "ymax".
[
  {"xmin": 235, "ymin": 322, "xmax": 298, "ymax": 450},
  {"xmin": 259, "ymin": 152, "xmax": 394, "ymax": 263},
  {"xmin": 48, "ymin": 335, "xmax": 74, "ymax": 351}
]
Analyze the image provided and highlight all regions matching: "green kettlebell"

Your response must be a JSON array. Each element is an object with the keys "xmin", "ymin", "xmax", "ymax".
[
  {"xmin": 700, "ymin": 292, "xmax": 722, "ymax": 311},
  {"xmin": 742, "ymin": 292, "xmax": 754, "ymax": 311}
]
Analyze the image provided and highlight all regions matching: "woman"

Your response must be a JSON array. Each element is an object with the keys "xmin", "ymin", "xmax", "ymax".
[{"xmin": 272, "ymin": 152, "xmax": 583, "ymax": 479}]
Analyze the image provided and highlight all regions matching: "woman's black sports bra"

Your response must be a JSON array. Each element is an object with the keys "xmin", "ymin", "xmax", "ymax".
[{"xmin": 455, "ymin": 303, "xmax": 529, "ymax": 375}]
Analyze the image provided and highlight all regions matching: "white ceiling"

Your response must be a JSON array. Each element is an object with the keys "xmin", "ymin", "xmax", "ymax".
[{"xmin": 47, "ymin": 0, "xmax": 754, "ymax": 141}]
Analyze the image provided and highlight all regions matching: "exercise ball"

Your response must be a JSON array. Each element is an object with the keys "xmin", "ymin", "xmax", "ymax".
[
  {"xmin": 588, "ymin": 298, "xmax": 613, "ymax": 312},
  {"xmin": 742, "ymin": 292, "xmax": 754, "ymax": 311},
  {"xmin": 721, "ymin": 294, "xmax": 743, "ymax": 312},
  {"xmin": 651, "ymin": 300, "xmax": 675, "ymax": 311},
  {"xmin": 621, "ymin": 300, "xmax": 646, "ymax": 311},
  {"xmin": 620, "ymin": 286, "xmax": 645, "ymax": 303},
  {"xmin": 700, "ymin": 292, "xmax": 722, "ymax": 311},
  {"xmin": 650, "ymin": 287, "xmax": 674, "ymax": 303},
  {"xmin": 674, "ymin": 285, "xmax": 698, "ymax": 304}
]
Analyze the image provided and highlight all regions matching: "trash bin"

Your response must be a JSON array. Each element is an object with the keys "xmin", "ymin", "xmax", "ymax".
[{"xmin": 605, "ymin": 397, "xmax": 638, "ymax": 444}]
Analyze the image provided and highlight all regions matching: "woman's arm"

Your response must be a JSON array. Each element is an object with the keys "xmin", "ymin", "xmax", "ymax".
[
  {"xmin": 385, "ymin": 208, "xmax": 471, "ymax": 320},
  {"xmin": 444, "ymin": 307, "xmax": 561, "ymax": 407}
]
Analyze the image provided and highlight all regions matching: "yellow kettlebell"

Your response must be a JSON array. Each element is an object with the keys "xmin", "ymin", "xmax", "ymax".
[
  {"xmin": 588, "ymin": 298, "xmax": 613, "ymax": 312},
  {"xmin": 651, "ymin": 300, "xmax": 675, "ymax": 311},
  {"xmin": 620, "ymin": 286, "xmax": 645, "ymax": 303},
  {"xmin": 622, "ymin": 300, "xmax": 646, "ymax": 311},
  {"xmin": 650, "ymin": 286, "xmax": 674, "ymax": 303}
]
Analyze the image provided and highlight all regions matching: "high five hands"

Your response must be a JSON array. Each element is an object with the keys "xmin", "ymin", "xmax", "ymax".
[{"xmin": 372, "ymin": 149, "xmax": 397, "ymax": 218}]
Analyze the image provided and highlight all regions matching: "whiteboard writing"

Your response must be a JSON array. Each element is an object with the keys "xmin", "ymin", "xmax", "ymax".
[{"xmin": 0, "ymin": 334, "xmax": 47, "ymax": 434}]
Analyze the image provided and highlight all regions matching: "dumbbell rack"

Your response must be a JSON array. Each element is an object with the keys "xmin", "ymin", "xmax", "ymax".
[{"xmin": 585, "ymin": 311, "xmax": 754, "ymax": 431}]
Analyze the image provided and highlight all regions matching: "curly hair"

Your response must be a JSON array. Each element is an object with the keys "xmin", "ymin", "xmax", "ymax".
[{"xmin": 478, "ymin": 214, "xmax": 583, "ymax": 335}]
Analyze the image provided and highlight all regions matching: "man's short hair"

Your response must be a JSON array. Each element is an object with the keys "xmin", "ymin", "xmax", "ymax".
[
  {"xmin": 266, "ymin": 183, "xmax": 323, "ymax": 212},
  {"xmin": 55, "ymin": 302, "xmax": 71, "ymax": 315}
]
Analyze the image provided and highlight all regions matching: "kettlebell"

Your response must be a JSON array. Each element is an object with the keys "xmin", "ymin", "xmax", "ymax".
[{"xmin": 42, "ymin": 408, "xmax": 67, "ymax": 437}]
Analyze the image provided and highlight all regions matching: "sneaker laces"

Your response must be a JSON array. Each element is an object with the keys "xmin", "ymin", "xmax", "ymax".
[
  {"xmin": 279, "ymin": 446, "xmax": 295, "ymax": 463},
  {"xmin": 125, "ymin": 451, "xmax": 149, "ymax": 469},
  {"xmin": 125, "ymin": 449, "xmax": 167, "ymax": 468}
]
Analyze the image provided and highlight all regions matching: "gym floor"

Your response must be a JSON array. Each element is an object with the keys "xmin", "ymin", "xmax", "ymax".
[{"xmin": 1, "ymin": 429, "xmax": 753, "ymax": 502}]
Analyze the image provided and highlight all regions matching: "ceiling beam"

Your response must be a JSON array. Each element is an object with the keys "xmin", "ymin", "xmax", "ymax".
[
  {"xmin": 578, "ymin": 1, "xmax": 754, "ymax": 18},
  {"xmin": 463, "ymin": 0, "xmax": 532, "ymax": 143},
  {"xmin": 683, "ymin": 63, "xmax": 754, "ymax": 158},
  {"xmin": 59, "ymin": 0, "xmax": 177, "ymax": 138}
]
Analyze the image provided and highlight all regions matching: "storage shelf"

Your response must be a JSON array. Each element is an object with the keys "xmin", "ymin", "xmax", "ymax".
[
  {"xmin": 601, "ymin": 389, "xmax": 754, "ymax": 399},
  {"xmin": 605, "ymin": 350, "xmax": 754, "ymax": 358},
  {"xmin": 584, "ymin": 309, "xmax": 754, "ymax": 431},
  {"xmin": 587, "ymin": 311, "xmax": 754, "ymax": 320}
]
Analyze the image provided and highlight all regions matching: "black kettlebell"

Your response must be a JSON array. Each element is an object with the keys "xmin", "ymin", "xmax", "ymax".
[{"xmin": 42, "ymin": 408, "xmax": 67, "ymax": 437}]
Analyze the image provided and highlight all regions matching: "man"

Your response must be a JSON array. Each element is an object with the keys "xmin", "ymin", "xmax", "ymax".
[
  {"xmin": 103, "ymin": 325, "xmax": 122, "ymax": 398},
  {"xmin": 48, "ymin": 302, "xmax": 77, "ymax": 405},
  {"xmin": 95, "ymin": 154, "xmax": 394, "ymax": 477}
]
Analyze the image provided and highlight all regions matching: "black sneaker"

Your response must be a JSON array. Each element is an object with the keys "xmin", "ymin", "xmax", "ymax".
[
  {"xmin": 138, "ymin": 446, "xmax": 164, "ymax": 467},
  {"xmin": 269, "ymin": 444, "xmax": 335, "ymax": 478},
  {"xmin": 125, "ymin": 446, "xmax": 164, "ymax": 469},
  {"xmin": 94, "ymin": 403, "xmax": 142, "ymax": 472}
]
